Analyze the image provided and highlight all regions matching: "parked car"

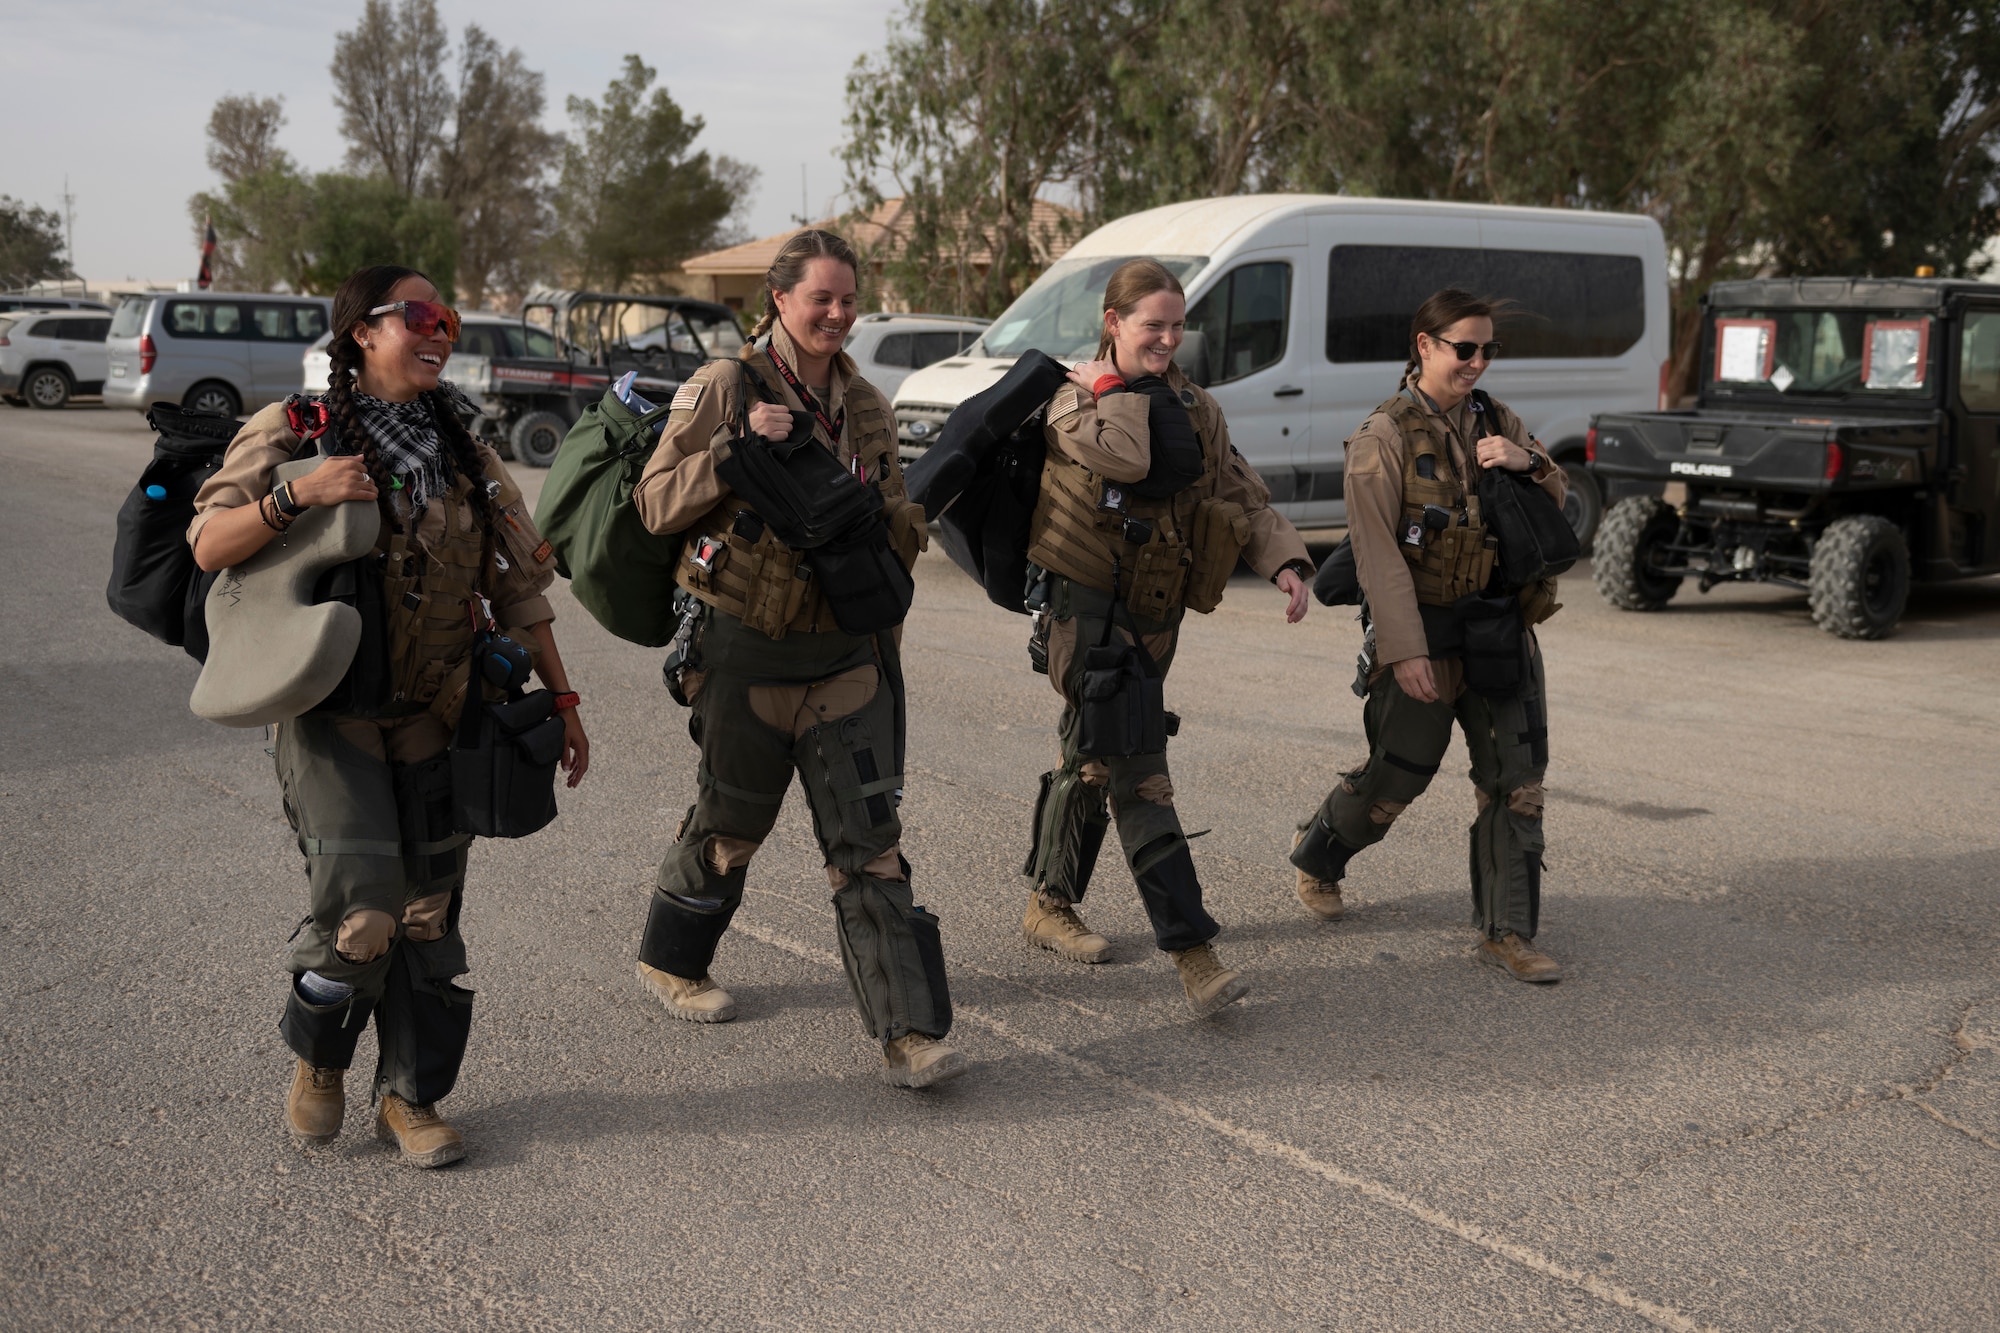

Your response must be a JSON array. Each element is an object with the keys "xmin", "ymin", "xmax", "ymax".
[
  {"xmin": 842, "ymin": 312, "xmax": 990, "ymax": 406},
  {"xmin": 0, "ymin": 309, "xmax": 112, "ymax": 408},
  {"xmin": 103, "ymin": 291, "xmax": 332, "ymax": 417},
  {"xmin": 1587, "ymin": 275, "xmax": 2000, "ymax": 639},
  {"xmin": 0, "ymin": 295, "xmax": 110, "ymax": 314},
  {"xmin": 890, "ymin": 194, "xmax": 1671, "ymax": 545},
  {"xmin": 483, "ymin": 289, "xmax": 745, "ymax": 466}
]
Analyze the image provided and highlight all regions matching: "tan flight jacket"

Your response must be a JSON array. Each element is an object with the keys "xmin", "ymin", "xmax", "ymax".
[
  {"xmin": 1346, "ymin": 377, "xmax": 1567, "ymax": 666},
  {"xmin": 632, "ymin": 324, "xmax": 921, "ymax": 637},
  {"xmin": 187, "ymin": 400, "xmax": 556, "ymax": 716},
  {"xmin": 1030, "ymin": 362, "xmax": 1309, "ymax": 608}
]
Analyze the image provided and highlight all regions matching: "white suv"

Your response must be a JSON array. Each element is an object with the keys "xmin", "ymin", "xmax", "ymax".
[
  {"xmin": 0, "ymin": 309, "xmax": 113, "ymax": 409},
  {"xmin": 842, "ymin": 313, "xmax": 989, "ymax": 406}
]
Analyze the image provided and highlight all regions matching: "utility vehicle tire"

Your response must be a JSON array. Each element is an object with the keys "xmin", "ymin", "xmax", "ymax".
[
  {"xmin": 511, "ymin": 410, "xmax": 568, "ymax": 468},
  {"xmin": 1558, "ymin": 452, "xmax": 1603, "ymax": 552},
  {"xmin": 1592, "ymin": 496, "xmax": 1683, "ymax": 610},
  {"xmin": 1808, "ymin": 515, "xmax": 1909, "ymax": 640},
  {"xmin": 183, "ymin": 380, "xmax": 240, "ymax": 418},
  {"xmin": 25, "ymin": 367, "xmax": 71, "ymax": 409}
]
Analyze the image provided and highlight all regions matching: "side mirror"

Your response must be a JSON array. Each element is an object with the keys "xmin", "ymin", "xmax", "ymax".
[{"xmin": 1175, "ymin": 330, "xmax": 1210, "ymax": 388}]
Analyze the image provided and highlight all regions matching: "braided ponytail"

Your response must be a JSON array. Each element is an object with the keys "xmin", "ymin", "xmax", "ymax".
[{"xmin": 322, "ymin": 334, "xmax": 391, "ymax": 494}]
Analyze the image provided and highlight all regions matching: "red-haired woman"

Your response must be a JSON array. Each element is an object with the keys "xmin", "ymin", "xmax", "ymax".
[
  {"xmin": 191, "ymin": 265, "xmax": 589, "ymax": 1165},
  {"xmin": 1018, "ymin": 257, "xmax": 1314, "ymax": 1016}
]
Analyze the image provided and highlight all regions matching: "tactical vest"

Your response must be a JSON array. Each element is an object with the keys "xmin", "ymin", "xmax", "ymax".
[
  {"xmin": 1025, "ymin": 382, "xmax": 1249, "ymax": 619},
  {"xmin": 1377, "ymin": 393, "xmax": 1497, "ymax": 606},
  {"xmin": 375, "ymin": 469, "xmax": 498, "ymax": 722},
  {"xmin": 677, "ymin": 355, "xmax": 924, "ymax": 639}
]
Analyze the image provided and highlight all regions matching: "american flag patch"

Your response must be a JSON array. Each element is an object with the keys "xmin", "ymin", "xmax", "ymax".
[
  {"xmin": 1048, "ymin": 386, "xmax": 1082, "ymax": 424},
  {"xmin": 670, "ymin": 381, "xmax": 705, "ymax": 413}
]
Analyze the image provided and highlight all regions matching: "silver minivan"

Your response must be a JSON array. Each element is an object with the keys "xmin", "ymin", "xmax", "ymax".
[{"xmin": 104, "ymin": 292, "xmax": 332, "ymax": 417}]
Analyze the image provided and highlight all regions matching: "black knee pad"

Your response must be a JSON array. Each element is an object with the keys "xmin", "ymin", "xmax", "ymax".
[
  {"xmin": 1023, "ymin": 766, "xmax": 1109, "ymax": 903},
  {"xmin": 906, "ymin": 904, "xmax": 952, "ymax": 1037},
  {"xmin": 1290, "ymin": 814, "xmax": 1361, "ymax": 883},
  {"xmin": 831, "ymin": 875, "xmax": 952, "ymax": 1043},
  {"xmin": 1130, "ymin": 835, "xmax": 1219, "ymax": 953},
  {"xmin": 639, "ymin": 886, "xmax": 738, "ymax": 979},
  {"xmin": 374, "ymin": 939, "xmax": 474, "ymax": 1106},
  {"xmin": 279, "ymin": 982, "xmax": 376, "ymax": 1070}
]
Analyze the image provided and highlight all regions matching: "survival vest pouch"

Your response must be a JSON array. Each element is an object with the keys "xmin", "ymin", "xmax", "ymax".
[
  {"xmin": 1454, "ymin": 590, "xmax": 1526, "ymax": 699},
  {"xmin": 450, "ymin": 632, "xmax": 563, "ymax": 838},
  {"xmin": 1469, "ymin": 389, "xmax": 1578, "ymax": 589},
  {"xmin": 1074, "ymin": 562, "xmax": 1169, "ymax": 758},
  {"xmin": 1121, "ymin": 376, "xmax": 1205, "ymax": 498},
  {"xmin": 711, "ymin": 363, "xmax": 913, "ymax": 635},
  {"xmin": 904, "ymin": 350, "xmax": 1069, "ymax": 613},
  {"xmin": 533, "ymin": 388, "xmax": 681, "ymax": 646},
  {"xmin": 106, "ymin": 402, "xmax": 241, "ymax": 661}
]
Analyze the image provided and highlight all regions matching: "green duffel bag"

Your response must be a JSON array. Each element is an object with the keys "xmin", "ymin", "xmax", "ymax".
[{"xmin": 532, "ymin": 389, "xmax": 681, "ymax": 645}]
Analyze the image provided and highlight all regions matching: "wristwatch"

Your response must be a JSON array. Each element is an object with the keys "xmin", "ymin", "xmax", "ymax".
[{"xmin": 272, "ymin": 479, "xmax": 307, "ymax": 517}]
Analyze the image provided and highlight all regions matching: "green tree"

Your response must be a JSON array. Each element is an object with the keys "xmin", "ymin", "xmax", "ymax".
[
  {"xmin": 432, "ymin": 25, "xmax": 559, "ymax": 307},
  {"xmin": 302, "ymin": 175, "xmax": 458, "ymax": 296},
  {"xmin": 0, "ymin": 196, "xmax": 67, "ymax": 287},
  {"xmin": 331, "ymin": 0, "xmax": 453, "ymax": 197},
  {"xmin": 553, "ymin": 55, "xmax": 755, "ymax": 291}
]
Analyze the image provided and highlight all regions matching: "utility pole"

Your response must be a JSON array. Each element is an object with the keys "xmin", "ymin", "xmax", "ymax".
[{"xmin": 61, "ymin": 175, "xmax": 77, "ymax": 290}]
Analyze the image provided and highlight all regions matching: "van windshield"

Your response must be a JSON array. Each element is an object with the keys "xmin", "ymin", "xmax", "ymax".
[
  {"xmin": 1706, "ymin": 307, "xmax": 1937, "ymax": 401},
  {"xmin": 110, "ymin": 297, "xmax": 149, "ymax": 339},
  {"xmin": 975, "ymin": 255, "xmax": 1208, "ymax": 360}
]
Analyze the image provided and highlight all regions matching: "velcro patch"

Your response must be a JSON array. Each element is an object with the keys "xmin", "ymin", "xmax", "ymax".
[
  {"xmin": 531, "ymin": 540, "xmax": 553, "ymax": 564},
  {"xmin": 1048, "ymin": 385, "xmax": 1082, "ymax": 424},
  {"xmin": 670, "ymin": 381, "xmax": 705, "ymax": 413}
]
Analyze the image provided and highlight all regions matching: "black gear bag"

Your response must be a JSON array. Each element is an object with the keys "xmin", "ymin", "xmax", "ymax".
[
  {"xmin": 1119, "ymin": 375, "xmax": 1205, "ymax": 498},
  {"xmin": 105, "ymin": 402, "xmax": 242, "ymax": 661},
  {"xmin": 1469, "ymin": 389, "xmax": 1578, "ymax": 589},
  {"xmin": 450, "ymin": 634, "xmax": 564, "ymax": 838},
  {"xmin": 903, "ymin": 350, "xmax": 1069, "ymax": 613}
]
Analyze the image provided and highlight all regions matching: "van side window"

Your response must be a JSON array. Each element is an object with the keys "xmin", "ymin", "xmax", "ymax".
[
  {"xmin": 165, "ymin": 301, "xmax": 246, "ymax": 338},
  {"xmin": 293, "ymin": 305, "xmax": 327, "ymax": 341},
  {"xmin": 1185, "ymin": 262, "xmax": 1292, "ymax": 385},
  {"xmin": 1963, "ymin": 312, "xmax": 2000, "ymax": 412},
  {"xmin": 251, "ymin": 303, "xmax": 329, "ymax": 342},
  {"xmin": 1326, "ymin": 246, "xmax": 1644, "ymax": 362}
]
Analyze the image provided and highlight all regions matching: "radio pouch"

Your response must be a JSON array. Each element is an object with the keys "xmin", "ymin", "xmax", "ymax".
[
  {"xmin": 1454, "ymin": 591, "xmax": 1526, "ymax": 699},
  {"xmin": 807, "ymin": 528, "xmax": 916, "ymax": 635},
  {"xmin": 450, "ymin": 642, "xmax": 563, "ymax": 838}
]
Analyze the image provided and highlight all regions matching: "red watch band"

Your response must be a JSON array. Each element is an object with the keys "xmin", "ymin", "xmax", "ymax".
[
  {"xmin": 552, "ymin": 692, "xmax": 580, "ymax": 712},
  {"xmin": 1091, "ymin": 373, "xmax": 1126, "ymax": 397}
]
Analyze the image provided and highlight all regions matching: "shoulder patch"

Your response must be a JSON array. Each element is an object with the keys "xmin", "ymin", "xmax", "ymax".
[
  {"xmin": 670, "ymin": 381, "xmax": 705, "ymax": 413},
  {"xmin": 1048, "ymin": 385, "xmax": 1083, "ymax": 424}
]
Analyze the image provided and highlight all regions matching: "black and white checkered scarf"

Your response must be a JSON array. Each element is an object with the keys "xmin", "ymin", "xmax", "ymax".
[{"xmin": 349, "ymin": 384, "xmax": 473, "ymax": 512}]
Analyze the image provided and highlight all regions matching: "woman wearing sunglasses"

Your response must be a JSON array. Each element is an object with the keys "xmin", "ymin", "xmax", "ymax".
[
  {"xmin": 1288, "ymin": 287, "xmax": 1570, "ymax": 983},
  {"xmin": 190, "ymin": 265, "xmax": 590, "ymax": 1165}
]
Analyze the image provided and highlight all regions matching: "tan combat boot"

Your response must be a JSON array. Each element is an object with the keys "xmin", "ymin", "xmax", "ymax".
[
  {"xmin": 1169, "ymin": 943, "xmax": 1249, "ymax": 1018},
  {"xmin": 636, "ymin": 960, "xmax": 738, "ymax": 1022},
  {"xmin": 881, "ymin": 1033, "xmax": 968, "ymax": 1089},
  {"xmin": 285, "ymin": 1059, "xmax": 344, "ymax": 1144},
  {"xmin": 374, "ymin": 1094, "xmax": 466, "ymax": 1168},
  {"xmin": 1022, "ymin": 889, "xmax": 1112, "ymax": 963},
  {"xmin": 1478, "ymin": 932, "xmax": 1563, "ymax": 984},
  {"xmin": 1291, "ymin": 829, "xmax": 1345, "ymax": 921}
]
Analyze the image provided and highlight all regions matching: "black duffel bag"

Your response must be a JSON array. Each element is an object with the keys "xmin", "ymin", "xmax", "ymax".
[
  {"xmin": 1470, "ymin": 389, "xmax": 1578, "ymax": 589},
  {"xmin": 451, "ymin": 657, "xmax": 564, "ymax": 838},
  {"xmin": 106, "ymin": 402, "xmax": 241, "ymax": 660}
]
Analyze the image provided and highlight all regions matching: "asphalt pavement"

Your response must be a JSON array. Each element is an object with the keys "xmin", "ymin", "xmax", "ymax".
[{"xmin": 3, "ymin": 404, "xmax": 1997, "ymax": 1331}]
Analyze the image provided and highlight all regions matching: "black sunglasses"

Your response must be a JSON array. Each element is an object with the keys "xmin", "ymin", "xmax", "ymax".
[{"xmin": 1426, "ymin": 333, "xmax": 1501, "ymax": 361}]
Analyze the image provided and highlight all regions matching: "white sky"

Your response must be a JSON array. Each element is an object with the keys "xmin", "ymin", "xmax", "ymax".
[{"xmin": 0, "ymin": 0, "xmax": 906, "ymax": 284}]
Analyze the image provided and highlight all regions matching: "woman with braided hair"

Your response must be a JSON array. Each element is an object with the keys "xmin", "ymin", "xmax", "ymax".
[{"xmin": 190, "ymin": 265, "xmax": 589, "ymax": 1165}]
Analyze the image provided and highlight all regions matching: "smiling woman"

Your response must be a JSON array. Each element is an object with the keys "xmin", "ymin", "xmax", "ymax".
[{"xmin": 183, "ymin": 264, "xmax": 590, "ymax": 1168}]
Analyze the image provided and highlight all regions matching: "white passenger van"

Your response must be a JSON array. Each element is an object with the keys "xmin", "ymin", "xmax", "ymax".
[{"xmin": 892, "ymin": 195, "xmax": 1669, "ymax": 542}]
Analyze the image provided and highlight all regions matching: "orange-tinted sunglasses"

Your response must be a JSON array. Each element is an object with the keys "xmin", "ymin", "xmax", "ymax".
[{"xmin": 367, "ymin": 300, "xmax": 461, "ymax": 341}]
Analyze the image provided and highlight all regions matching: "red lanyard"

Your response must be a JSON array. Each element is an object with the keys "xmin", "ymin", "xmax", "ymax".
[{"xmin": 764, "ymin": 345, "xmax": 844, "ymax": 444}]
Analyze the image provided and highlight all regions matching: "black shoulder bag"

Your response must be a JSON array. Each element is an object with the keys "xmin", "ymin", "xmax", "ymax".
[
  {"xmin": 451, "ymin": 629, "xmax": 564, "ymax": 838},
  {"xmin": 1469, "ymin": 389, "xmax": 1578, "ymax": 589}
]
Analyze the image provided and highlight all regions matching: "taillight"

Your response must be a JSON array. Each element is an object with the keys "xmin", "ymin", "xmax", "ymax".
[
  {"xmin": 1824, "ymin": 442, "xmax": 1844, "ymax": 480},
  {"xmin": 139, "ymin": 334, "xmax": 156, "ymax": 373},
  {"xmin": 1658, "ymin": 358, "xmax": 1673, "ymax": 411},
  {"xmin": 0, "ymin": 333, "xmax": 9, "ymax": 347},
  {"xmin": 1585, "ymin": 426, "xmax": 1598, "ymax": 463}
]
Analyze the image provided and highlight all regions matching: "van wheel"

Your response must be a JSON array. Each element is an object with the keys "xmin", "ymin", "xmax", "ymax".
[
  {"xmin": 25, "ymin": 367, "xmax": 71, "ymax": 409},
  {"xmin": 1809, "ymin": 515, "xmax": 1909, "ymax": 640},
  {"xmin": 1592, "ymin": 496, "xmax": 1683, "ymax": 610},
  {"xmin": 1558, "ymin": 454, "xmax": 1603, "ymax": 551},
  {"xmin": 511, "ymin": 410, "xmax": 569, "ymax": 468},
  {"xmin": 184, "ymin": 381, "xmax": 240, "ymax": 417}
]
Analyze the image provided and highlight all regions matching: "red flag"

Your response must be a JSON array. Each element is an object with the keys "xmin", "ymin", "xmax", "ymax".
[{"xmin": 197, "ymin": 215, "xmax": 217, "ymax": 289}]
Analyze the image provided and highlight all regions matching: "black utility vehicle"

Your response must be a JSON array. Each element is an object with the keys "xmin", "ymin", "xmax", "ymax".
[
  {"xmin": 1586, "ymin": 277, "xmax": 2000, "ymax": 638},
  {"xmin": 488, "ymin": 288, "xmax": 745, "ymax": 466}
]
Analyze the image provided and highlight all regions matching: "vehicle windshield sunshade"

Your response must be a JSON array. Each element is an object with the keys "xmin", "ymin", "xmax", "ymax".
[{"xmin": 1707, "ymin": 308, "xmax": 1936, "ymax": 399}]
